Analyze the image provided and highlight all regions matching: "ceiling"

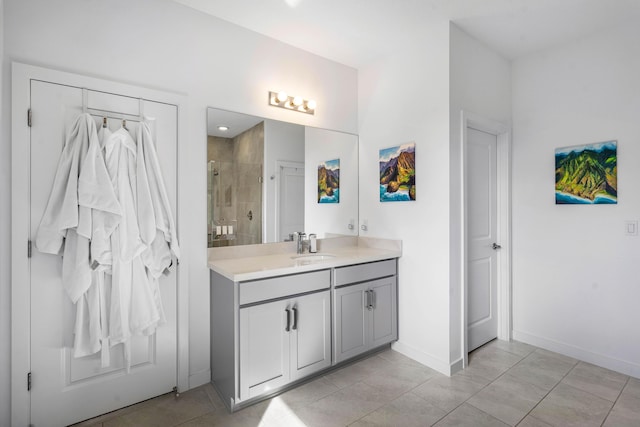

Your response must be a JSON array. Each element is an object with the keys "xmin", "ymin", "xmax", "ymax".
[
  {"xmin": 174, "ymin": 0, "xmax": 640, "ymax": 68},
  {"xmin": 207, "ymin": 108, "xmax": 265, "ymax": 138}
]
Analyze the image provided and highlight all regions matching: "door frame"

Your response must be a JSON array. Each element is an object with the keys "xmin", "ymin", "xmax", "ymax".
[
  {"xmin": 461, "ymin": 111, "xmax": 511, "ymax": 367},
  {"xmin": 11, "ymin": 62, "xmax": 190, "ymax": 425},
  {"xmin": 274, "ymin": 160, "xmax": 304, "ymax": 242}
]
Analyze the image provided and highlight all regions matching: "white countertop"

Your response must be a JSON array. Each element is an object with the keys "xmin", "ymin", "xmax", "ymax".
[{"xmin": 208, "ymin": 237, "xmax": 402, "ymax": 281}]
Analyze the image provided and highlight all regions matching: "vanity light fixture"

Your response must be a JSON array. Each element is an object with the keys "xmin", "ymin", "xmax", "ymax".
[{"xmin": 268, "ymin": 91, "xmax": 316, "ymax": 115}]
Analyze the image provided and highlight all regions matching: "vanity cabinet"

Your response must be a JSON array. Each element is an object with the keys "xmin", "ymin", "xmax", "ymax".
[
  {"xmin": 210, "ymin": 251, "xmax": 400, "ymax": 412},
  {"xmin": 239, "ymin": 289, "xmax": 330, "ymax": 399},
  {"xmin": 210, "ymin": 268, "xmax": 331, "ymax": 409},
  {"xmin": 333, "ymin": 259, "xmax": 397, "ymax": 364}
]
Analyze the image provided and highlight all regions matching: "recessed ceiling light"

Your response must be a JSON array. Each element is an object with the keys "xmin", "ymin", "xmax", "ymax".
[{"xmin": 218, "ymin": 126, "xmax": 229, "ymax": 132}]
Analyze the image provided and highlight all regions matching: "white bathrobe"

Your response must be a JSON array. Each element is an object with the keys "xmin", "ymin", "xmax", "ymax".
[
  {"xmin": 136, "ymin": 122, "xmax": 181, "ymax": 335},
  {"xmin": 36, "ymin": 113, "xmax": 121, "ymax": 359},
  {"xmin": 101, "ymin": 127, "xmax": 160, "ymax": 348}
]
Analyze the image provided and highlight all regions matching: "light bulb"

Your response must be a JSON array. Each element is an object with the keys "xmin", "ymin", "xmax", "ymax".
[
  {"xmin": 306, "ymin": 100, "xmax": 317, "ymax": 110},
  {"xmin": 276, "ymin": 91, "xmax": 288, "ymax": 103},
  {"xmin": 217, "ymin": 126, "xmax": 229, "ymax": 132},
  {"xmin": 293, "ymin": 96, "xmax": 303, "ymax": 106}
]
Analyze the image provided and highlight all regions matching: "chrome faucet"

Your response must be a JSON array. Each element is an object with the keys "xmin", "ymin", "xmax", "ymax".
[{"xmin": 295, "ymin": 232, "xmax": 307, "ymax": 254}]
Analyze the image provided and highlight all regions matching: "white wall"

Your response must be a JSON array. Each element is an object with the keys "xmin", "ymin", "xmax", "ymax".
[
  {"xmin": 1, "ymin": 0, "xmax": 357, "ymax": 421},
  {"xmin": 449, "ymin": 24, "xmax": 511, "ymax": 365},
  {"xmin": 358, "ymin": 20, "xmax": 454, "ymax": 373},
  {"xmin": 512, "ymin": 22, "xmax": 640, "ymax": 377},
  {"xmin": 264, "ymin": 119, "xmax": 304, "ymax": 242},
  {"xmin": 305, "ymin": 127, "xmax": 359, "ymax": 238}
]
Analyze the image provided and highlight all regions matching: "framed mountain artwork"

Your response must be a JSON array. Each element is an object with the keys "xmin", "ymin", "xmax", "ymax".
[
  {"xmin": 318, "ymin": 159, "xmax": 340, "ymax": 203},
  {"xmin": 555, "ymin": 140, "xmax": 617, "ymax": 204},
  {"xmin": 380, "ymin": 143, "xmax": 415, "ymax": 202}
]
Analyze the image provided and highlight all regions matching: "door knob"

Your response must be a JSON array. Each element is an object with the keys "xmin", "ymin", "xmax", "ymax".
[{"xmin": 492, "ymin": 243, "xmax": 502, "ymax": 250}]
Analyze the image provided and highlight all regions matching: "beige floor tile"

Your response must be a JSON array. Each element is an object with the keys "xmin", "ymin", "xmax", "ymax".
[
  {"xmin": 294, "ymin": 381, "xmax": 392, "ymax": 426},
  {"xmin": 622, "ymin": 377, "xmax": 640, "ymax": 399},
  {"xmin": 411, "ymin": 373, "xmax": 488, "ymax": 412},
  {"xmin": 461, "ymin": 348, "xmax": 524, "ymax": 383},
  {"xmin": 178, "ymin": 406, "xmax": 266, "ymax": 427},
  {"xmin": 507, "ymin": 350, "xmax": 576, "ymax": 391},
  {"xmin": 362, "ymin": 360, "xmax": 438, "ymax": 397},
  {"xmin": 469, "ymin": 344, "xmax": 526, "ymax": 366},
  {"xmin": 533, "ymin": 348, "xmax": 578, "ymax": 366},
  {"xmin": 350, "ymin": 392, "xmax": 447, "ymax": 427},
  {"xmin": 516, "ymin": 415, "xmax": 554, "ymax": 426},
  {"xmin": 561, "ymin": 362, "xmax": 628, "ymax": 402},
  {"xmin": 240, "ymin": 377, "xmax": 340, "ymax": 423},
  {"xmin": 602, "ymin": 392, "xmax": 640, "ymax": 427},
  {"xmin": 323, "ymin": 355, "xmax": 394, "ymax": 389},
  {"xmin": 433, "ymin": 403, "xmax": 509, "ymax": 427},
  {"xmin": 277, "ymin": 376, "xmax": 340, "ymax": 408},
  {"xmin": 376, "ymin": 348, "xmax": 439, "ymax": 371},
  {"xmin": 490, "ymin": 339, "xmax": 537, "ymax": 358},
  {"xmin": 530, "ymin": 383, "xmax": 613, "ymax": 427},
  {"xmin": 467, "ymin": 374, "xmax": 547, "ymax": 426}
]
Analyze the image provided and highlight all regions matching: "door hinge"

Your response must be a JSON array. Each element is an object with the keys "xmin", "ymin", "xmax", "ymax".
[
  {"xmin": 28, "ymin": 240, "xmax": 32, "ymax": 258},
  {"xmin": 27, "ymin": 372, "xmax": 32, "ymax": 391},
  {"xmin": 27, "ymin": 108, "xmax": 32, "ymax": 127}
]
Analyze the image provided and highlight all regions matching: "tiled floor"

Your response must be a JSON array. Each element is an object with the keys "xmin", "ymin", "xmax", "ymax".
[{"xmin": 75, "ymin": 339, "xmax": 640, "ymax": 426}]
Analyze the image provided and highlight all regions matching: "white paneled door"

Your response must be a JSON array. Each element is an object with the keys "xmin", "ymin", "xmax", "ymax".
[
  {"xmin": 28, "ymin": 79, "xmax": 178, "ymax": 426},
  {"xmin": 467, "ymin": 127, "xmax": 499, "ymax": 351},
  {"xmin": 278, "ymin": 162, "xmax": 304, "ymax": 241}
]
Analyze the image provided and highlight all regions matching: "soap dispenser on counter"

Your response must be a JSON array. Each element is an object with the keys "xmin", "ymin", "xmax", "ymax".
[{"xmin": 309, "ymin": 233, "xmax": 317, "ymax": 253}]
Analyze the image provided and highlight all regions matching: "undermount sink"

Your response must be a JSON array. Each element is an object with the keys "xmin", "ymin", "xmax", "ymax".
[{"xmin": 291, "ymin": 253, "xmax": 336, "ymax": 262}]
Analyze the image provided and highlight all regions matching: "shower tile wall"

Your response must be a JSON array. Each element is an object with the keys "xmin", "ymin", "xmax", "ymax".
[{"xmin": 234, "ymin": 122, "xmax": 264, "ymax": 245}]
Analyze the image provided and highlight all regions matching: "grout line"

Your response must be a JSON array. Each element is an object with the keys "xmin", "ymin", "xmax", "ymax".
[
  {"xmin": 600, "ymin": 376, "xmax": 630, "ymax": 427},
  {"xmin": 514, "ymin": 355, "xmax": 584, "ymax": 426}
]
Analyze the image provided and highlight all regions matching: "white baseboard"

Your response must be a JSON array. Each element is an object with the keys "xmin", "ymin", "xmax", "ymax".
[
  {"xmin": 513, "ymin": 330, "xmax": 640, "ymax": 379},
  {"xmin": 391, "ymin": 341, "xmax": 457, "ymax": 376},
  {"xmin": 189, "ymin": 369, "xmax": 212, "ymax": 389}
]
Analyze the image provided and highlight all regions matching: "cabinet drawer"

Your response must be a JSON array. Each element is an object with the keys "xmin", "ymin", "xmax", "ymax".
[
  {"xmin": 240, "ymin": 269, "xmax": 331, "ymax": 306},
  {"xmin": 334, "ymin": 259, "xmax": 396, "ymax": 287}
]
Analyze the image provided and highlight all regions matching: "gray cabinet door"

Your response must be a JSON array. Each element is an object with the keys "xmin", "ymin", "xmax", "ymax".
[
  {"xmin": 239, "ymin": 299, "xmax": 290, "ymax": 400},
  {"xmin": 334, "ymin": 276, "xmax": 398, "ymax": 364},
  {"xmin": 369, "ymin": 276, "xmax": 398, "ymax": 348},
  {"xmin": 291, "ymin": 290, "xmax": 331, "ymax": 379},
  {"xmin": 334, "ymin": 283, "xmax": 368, "ymax": 363}
]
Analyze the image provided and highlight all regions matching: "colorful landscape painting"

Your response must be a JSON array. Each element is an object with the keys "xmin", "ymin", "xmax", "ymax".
[
  {"xmin": 380, "ymin": 143, "xmax": 415, "ymax": 202},
  {"xmin": 318, "ymin": 159, "xmax": 340, "ymax": 203},
  {"xmin": 555, "ymin": 140, "xmax": 617, "ymax": 204}
]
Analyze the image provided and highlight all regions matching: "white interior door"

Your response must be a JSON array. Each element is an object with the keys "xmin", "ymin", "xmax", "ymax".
[
  {"xmin": 278, "ymin": 163, "xmax": 304, "ymax": 241},
  {"xmin": 467, "ymin": 127, "xmax": 499, "ymax": 351},
  {"xmin": 28, "ymin": 79, "xmax": 178, "ymax": 426}
]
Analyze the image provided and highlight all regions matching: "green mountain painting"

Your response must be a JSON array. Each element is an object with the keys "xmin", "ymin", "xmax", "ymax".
[
  {"xmin": 555, "ymin": 141, "xmax": 617, "ymax": 204},
  {"xmin": 318, "ymin": 159, "xmax": 340, "ymax": 203},
  {"xmin": 379, "ymin": 143, "xmax": 416, "ymax": 202}
]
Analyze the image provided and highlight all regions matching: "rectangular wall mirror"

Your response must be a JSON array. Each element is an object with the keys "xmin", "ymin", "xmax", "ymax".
[{"xmin": 207, "ymin": 107, "xmax": 358, "ymax": 248}]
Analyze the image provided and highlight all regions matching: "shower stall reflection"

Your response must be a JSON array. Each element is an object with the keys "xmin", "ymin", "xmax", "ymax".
[{"xmin": 207, "ymin": 122, "xmax": 263, "ymax": 247}]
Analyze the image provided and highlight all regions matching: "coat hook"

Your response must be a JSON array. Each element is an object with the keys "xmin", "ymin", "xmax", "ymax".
[
  {"xmin": 103, "ymin": 117, "xmax": 108, "ymax": 128},
  {"xmin": 122, "ymin": 119, "xmax": 127, "ymax": 130}
]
